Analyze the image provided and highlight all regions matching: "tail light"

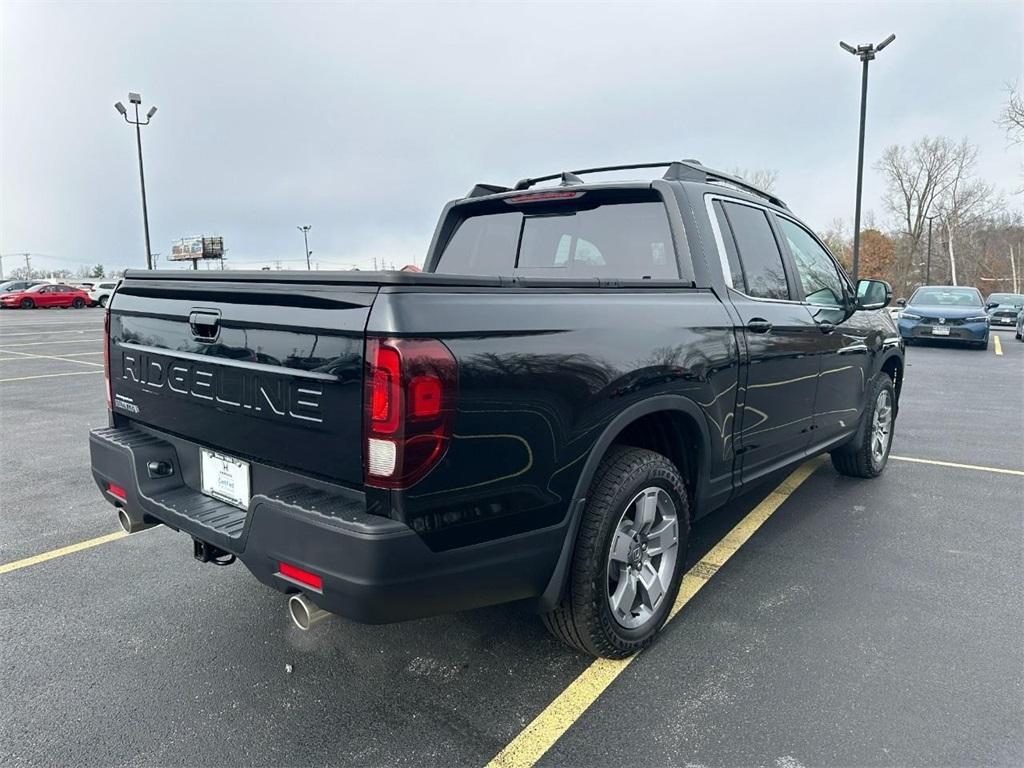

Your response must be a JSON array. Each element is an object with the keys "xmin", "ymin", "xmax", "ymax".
[
  {"xmin": 364, "ymin": 337, "xmax": 457, "ymax": 489},
  {"xmin": 103, "ymin": 310, "xmax": 112, "ymax": 411}
]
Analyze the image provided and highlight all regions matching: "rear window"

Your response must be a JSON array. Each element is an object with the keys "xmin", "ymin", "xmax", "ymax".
[{"xmin": 436, "ymin": 198, "xmax": 678, "ymax": 279}]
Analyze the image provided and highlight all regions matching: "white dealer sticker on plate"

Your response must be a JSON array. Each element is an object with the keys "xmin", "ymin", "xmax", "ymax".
[{"xmin": 200, "ymin": 449, "xmax": 251, "ymax": 509}]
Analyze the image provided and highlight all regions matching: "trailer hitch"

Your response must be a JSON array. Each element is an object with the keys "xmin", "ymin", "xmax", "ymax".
[{"xmin": 193, "ymin": 538, "xmax": 236, "ymax": 566}]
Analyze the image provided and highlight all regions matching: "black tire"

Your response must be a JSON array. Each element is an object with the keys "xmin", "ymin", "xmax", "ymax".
[
  {"xmin": 19, "ymin": 298, "xmax": 33, "ymax": 309},
  {"xmin": 831, "ymin": 374, "xmax": 896, "ymax": 478},
  {"xmin": 72, "ymin": 297, "xmax": 85, "ymax": 309},
  {"xmin": 542, "ymin": 446, "xmax": 691, "ymax": 658},
  {"xmin": 98, "ymin": 295, "xmax": 108, "ymax": 308}
]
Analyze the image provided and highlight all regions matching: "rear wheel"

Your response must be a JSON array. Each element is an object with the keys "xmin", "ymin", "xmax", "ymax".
[
  {"xmin": 542, "ymin": 446, "xmax": 690, "ymax": 658},
  {"xmin": 98, "ymin": 295, "xmax": 108, "ymax": 308},
  {"xmin": 831, "ymin": 375, "xmax": 895, "ymax": 478},
  {"xmin": 19, "ymin": 298, "xmax": 34, "ymax": 309},
  {"xmin": 72, "ymin": 297, "xmax": 85, "ymax": 309}
]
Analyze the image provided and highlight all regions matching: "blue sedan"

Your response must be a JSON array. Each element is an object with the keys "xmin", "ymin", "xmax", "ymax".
[{"xmin": 897, "ymin": 285, "xmax": 990, "ymax": 349}]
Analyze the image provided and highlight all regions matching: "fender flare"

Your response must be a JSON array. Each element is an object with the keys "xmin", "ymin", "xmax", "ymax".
[{"xmin": 536, "ymin": 394, "xmax": 712, "ymax": 612}]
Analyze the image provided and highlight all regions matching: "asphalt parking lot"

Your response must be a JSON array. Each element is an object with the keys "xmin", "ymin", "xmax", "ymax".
[{"xmin": 1, "ymin": 308, "xmax": 1022, "ymax": 768}]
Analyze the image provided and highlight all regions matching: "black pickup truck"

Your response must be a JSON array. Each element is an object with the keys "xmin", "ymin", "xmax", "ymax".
[{"xmin": 90, "ymin": 160, "xmax": 904, "ymax": 658}]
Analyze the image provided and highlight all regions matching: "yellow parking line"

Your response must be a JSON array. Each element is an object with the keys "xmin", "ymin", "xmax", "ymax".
[
  {"xmin": 0, "ymin": 531, "xmax": 127, "ymax": 575},
  {"xmin": 993, "ymin": 334, "xmax": 1003, "ymax": 356},
  {"xmin": 485, "ymin": 457, "xmax": 824, "ymax": 768},
  {"xmin": 0, "ymin": 370, "xmax": 104, "ymax": 383},
  {"xmin": 890, "ymin": 455, "xmax": 1023, "ymax": 477}
]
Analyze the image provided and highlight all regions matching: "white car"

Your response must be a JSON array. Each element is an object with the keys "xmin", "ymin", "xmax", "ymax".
[{"xmin": 88, "ymin": 280, "xmax": 119, "ymax": 308}]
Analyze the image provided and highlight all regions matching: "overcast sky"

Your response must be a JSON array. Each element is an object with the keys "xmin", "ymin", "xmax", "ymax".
[{"xmin": 2, "ymin": 0, "xmax": 1021, "ymax": 274}]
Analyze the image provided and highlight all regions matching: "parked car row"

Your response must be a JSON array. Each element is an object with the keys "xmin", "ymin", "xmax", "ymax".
[
  {"xmin": 0, "ymin": 279, "xmax": 118, "ymax": 309},
  {"xmin": 984, "ymin": 292, "xmax": 1024, "ymax": 333},
  {"xmin": 0, "ymin": 282, "xmax": 92, "ymax": 309},
  {"xmin": 895, "ymin": 286, "xmax": 1023, "ymax": 348}
]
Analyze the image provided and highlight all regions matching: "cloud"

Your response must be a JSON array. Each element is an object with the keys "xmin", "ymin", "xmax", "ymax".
[{"xmin": 2, "ymin": 1, "xmax": 1020, "ymax": 273}]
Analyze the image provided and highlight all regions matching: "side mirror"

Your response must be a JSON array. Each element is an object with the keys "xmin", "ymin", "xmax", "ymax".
[
  {"xmin": 856, "ymin": 279, "xmax": 892, "ymax": 310},
  {"xmin": 986, "ymin": 302, "xmax": 998, "ymax": 309},
  {"xmin": 896, "ymin": 297, "xmax": 906, "ymax": 307}
]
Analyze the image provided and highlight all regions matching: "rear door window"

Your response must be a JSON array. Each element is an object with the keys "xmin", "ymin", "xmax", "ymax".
[
  {"xmin": 720, "ymin": 201, "xmax": 790, "ymax": 300},
  {"xmin": 437, "ymin": 199, "xmax": 678, "ymax": 279}
]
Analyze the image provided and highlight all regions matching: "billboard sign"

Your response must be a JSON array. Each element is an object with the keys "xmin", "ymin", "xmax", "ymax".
[{"xmin": 170, "ymin": 236, "xmax": 225, "ymax": 261}]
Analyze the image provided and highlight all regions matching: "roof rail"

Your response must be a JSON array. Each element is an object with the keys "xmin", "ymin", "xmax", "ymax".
[
  {"xmin": 662, "ymin": 160, "xmax": 787, "ymax": 209},
  {"xmin": 504, "ymin": 159, "xmax": 787, "ymax": 209}
]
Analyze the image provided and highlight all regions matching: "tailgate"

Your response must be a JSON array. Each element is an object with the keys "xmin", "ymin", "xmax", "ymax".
[{"xmin": 108, "ymin": 275, "xmax": 374, "ymax": 487}]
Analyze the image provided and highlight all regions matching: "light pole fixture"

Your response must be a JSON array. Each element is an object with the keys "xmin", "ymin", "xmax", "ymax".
[
  {"xmin": 114, "ymin": 92, "xmax": 158, "ymax": 270},
  {"xmin": 839, "ymin": 33, "xmax": 895, "ymax": 283},
  {"xmin": 297, "ymin": 225, "xmax": 312, "ymax": 270}
]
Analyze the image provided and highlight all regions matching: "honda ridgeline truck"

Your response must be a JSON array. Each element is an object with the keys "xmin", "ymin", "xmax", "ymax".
[{"xmin": 90, "ymin": 160, "xmax": 904, "ymax": 658}]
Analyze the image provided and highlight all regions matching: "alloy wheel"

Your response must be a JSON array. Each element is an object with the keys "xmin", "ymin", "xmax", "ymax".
[
  {"xmin": 871, "ymin": 389, "xmax": 893, "ymax": 469},
  {"xmin": 606, "ymin": 486, "xmax": 679, "ymax": 629}
]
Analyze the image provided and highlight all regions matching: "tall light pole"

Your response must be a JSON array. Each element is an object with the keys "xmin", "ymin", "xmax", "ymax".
[
  {"xmin": 925, "ymin": 214, "xmax": 937, "ymax": 285},
  {"xmin": 840, "ymin": 33, "xmax": 895, "ymax": 284},
  {"xmin": 297, "ymin": 225, "xmax": 312, "ymax": 270},
  {"xmin": 115, "ymin": 93, "xmax": 158, "ymax": 270}
]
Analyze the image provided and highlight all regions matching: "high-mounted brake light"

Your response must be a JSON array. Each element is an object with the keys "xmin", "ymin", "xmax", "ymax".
[
  {"xmin": 364, "ymin": 338, "xmax": 457, "ymax": 489},
  {"xmin": 103, "ymin": 310, "xmax": 112, "ymax": 411},
  {"xmin": 278, "ymin": 561, "xmax": 323, "ymax": 591},
  {"xmin": 505, "ymin": 190, "xmax": 584, "ymax": 204}
]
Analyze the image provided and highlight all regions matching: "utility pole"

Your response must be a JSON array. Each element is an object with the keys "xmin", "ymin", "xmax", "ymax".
[
  {"xmin": 24, "ymin": 253, "xmax": 32, "ymax": 276},
  {"xmin": 114, "ymin": 93, "xmax": 158, "ymax": 269},
  {"xmin": 925, "ymin": 214, "xmax": 936, "ymax": 284},
  {"xmin": 297, "ymin": 225, "xmax": 312, "ymax": 270},
  {"xmin": 839, "ymin": 33, "xmax": 896, "ymax": 283}
]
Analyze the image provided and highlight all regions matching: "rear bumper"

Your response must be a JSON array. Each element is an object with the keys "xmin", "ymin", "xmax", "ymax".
[{"xmin": 89, "ymin": 426, "xmax": 564, "ymax": 623}]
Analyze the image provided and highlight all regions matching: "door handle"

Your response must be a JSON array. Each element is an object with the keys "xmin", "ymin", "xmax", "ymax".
[
  {"xmin": 817, "ymin": 321, "xmax": 836, "ymax": 334},
  {"xmin": 746, "ymin": 318, "xmax": 772, "ymax": 334}
]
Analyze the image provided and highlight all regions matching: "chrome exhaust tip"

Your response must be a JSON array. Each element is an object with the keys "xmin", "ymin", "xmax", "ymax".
[
  {"xmin": 288, "ymin": 593, "xmax": 329, "ymax": 631},
  {"xmin": 116, "ymin": 507, "xmax": 158, "ymax": 534}
]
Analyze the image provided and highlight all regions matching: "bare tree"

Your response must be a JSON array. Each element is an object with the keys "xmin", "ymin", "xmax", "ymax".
[
  {"xmin": 876, "ymin": 137, "xmax": 969, "ymax": 246},
  {"xmin": 820, "ymin": 217, "xmax": 851, "ymax": 267},
  {"xmin": 934, "ymin": 144, "xmax": 997, "ymax": 285},
  {"xmin": 730, "ymin": 168, "xmax": 778, "ymax": 193},
  {"xmin": 996, "ymin": 81, "xmax": 1024, "ymax": 145},
  {"xmin": 876, "ymin": 137, "xmax": 980, "ymax": 291}
]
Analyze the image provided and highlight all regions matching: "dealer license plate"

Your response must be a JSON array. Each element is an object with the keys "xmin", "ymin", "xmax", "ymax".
[
  {"xmin": 931, "ymin": 326, "xmax": 951, "ymax": 336},
  {"xmin": 200, "ymin": 449, "xmax": 251, "ymax": 509}
]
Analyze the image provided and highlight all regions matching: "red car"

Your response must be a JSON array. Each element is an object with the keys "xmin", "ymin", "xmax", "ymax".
[{"xmin": 0, "ymin": 283, "xmax": 91, "ymax": 309}]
